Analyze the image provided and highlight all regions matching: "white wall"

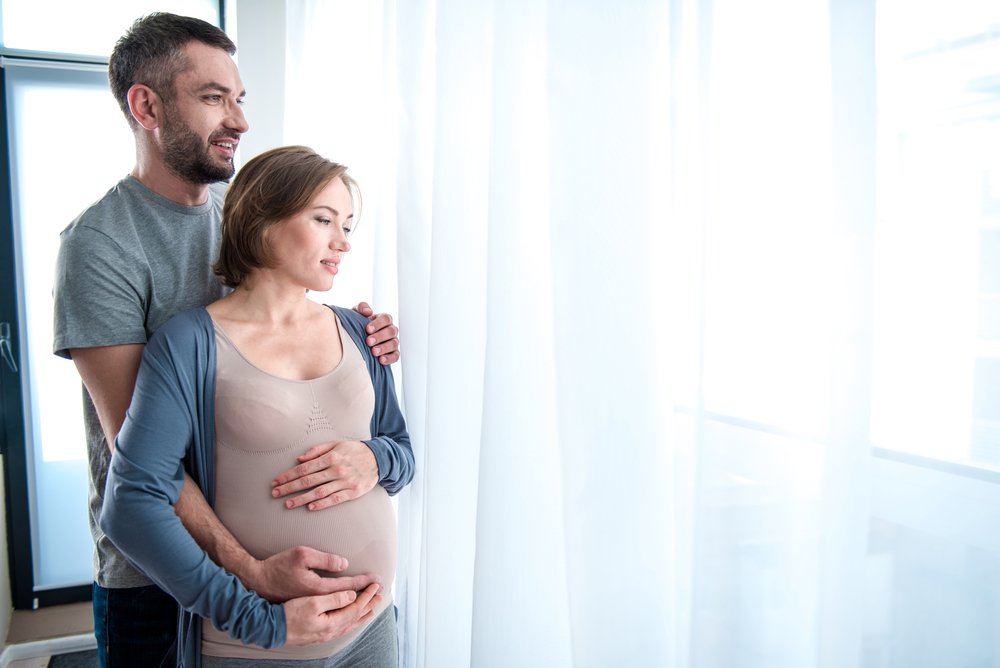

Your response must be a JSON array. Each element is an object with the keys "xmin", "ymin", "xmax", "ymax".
[{"xmin": 232, "ymin": 0, "xmax": 287, "ymax": 161}]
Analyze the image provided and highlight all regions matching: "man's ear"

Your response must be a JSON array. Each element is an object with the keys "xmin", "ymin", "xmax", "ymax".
[{"xmin": 127, "ymin": 84, "xmax": 163, "ymax": 131}]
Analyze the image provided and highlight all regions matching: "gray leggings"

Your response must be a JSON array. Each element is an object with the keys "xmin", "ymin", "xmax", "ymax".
[{"xmin": 202, "ymin": 607, "xmax": 397, "ymax": 668}]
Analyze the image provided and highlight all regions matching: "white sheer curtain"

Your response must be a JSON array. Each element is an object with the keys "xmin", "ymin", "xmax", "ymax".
[
  {"xmin": 280, "ymin": 1, "xmax": 1000, "ymax": 666},
  {"xmin": 384, "ymin": 2, "xmax": 678, "ymax": 665}
]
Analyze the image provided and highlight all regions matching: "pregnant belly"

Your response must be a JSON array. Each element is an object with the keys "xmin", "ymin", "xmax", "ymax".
[
  {"xmin": 211, "ymin": 455, "xmax": 397, "ymax": 586},
  {"xmin": 203, "ymin": 446, "xmax": 396, "ymax": 660}
]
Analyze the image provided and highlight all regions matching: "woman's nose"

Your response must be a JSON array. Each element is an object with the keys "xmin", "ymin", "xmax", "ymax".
[{"xmin": 331, "ymin": 233, "xmax": 350, "ymax": 252}]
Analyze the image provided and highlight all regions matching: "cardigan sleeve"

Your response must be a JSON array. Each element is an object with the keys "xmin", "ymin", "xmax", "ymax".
[
  {"xmin": 100, "ymin": 312, "xmax": 286, "ymax": 649},
  {"xmin": 365, "ymin": 355, "xmax": 413, "ymax": 495},
  {"xmin": 332, "ymin": 306, "xmax": 414, "ymax": 495}
]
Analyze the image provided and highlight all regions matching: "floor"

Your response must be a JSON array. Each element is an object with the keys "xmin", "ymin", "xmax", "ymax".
[
  {"xmin": 4, "ymin": 602, "xmax": 96, "ymax": 667},
  {"xmin": 7, "ymin": 603, "xmax": 93, "ymax": 644},
  {"xmin": 9, "ymin": 651, "xmax": 98, "ymax": 668}
]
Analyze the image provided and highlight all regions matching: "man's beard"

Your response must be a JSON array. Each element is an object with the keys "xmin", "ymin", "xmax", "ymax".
[{"xmin": 160, "ymin": 111, "xmax": 236, "ymax": 185}]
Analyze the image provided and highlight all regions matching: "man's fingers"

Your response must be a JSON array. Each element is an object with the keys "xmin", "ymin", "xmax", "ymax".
[
  {"xmin": 365, "ymin": 311, "xmax": 393, "ymax": 330},
  {"xmin": 316, "ymin": 589, "xmax": 358, "ymax": 611},
  {"xmin": 324, "ymin": 595, "xmax": 381, "ymax": 640},
  {"xmin": 344, "ymin": 604, "xmax": 379, "ymax": 635},
  {"xmin": 317, "ymin": 583, "xmax": 380, "ymax": 618},
  {"xmin": 370, "ymin": 338, "xmax": 399, "ymax": 360},
  {"xmin": 354, "ymin": 301, "xmax": 374, "ymax": 317},
  {"xmin": 362, "ymin": 313, "xmax": 399, "ymax": 367},
  {"xmin": 353, "ymin": 582, "xmax": 382, "ymax": 610},
  {"xmin": 289, "ymin": 546, "xmax": 350, "ymax": 574},
  {"xmin": 284, "ymin": 585, "xmax": 381, "ymax": 646},
  {"xmin": 365, "ymin": 323, "xmax": 398, "ymax": 348},
  {"xmin": 372, "ymin": 334, "xmax": 400, "ymax": 365},
  {"xmin": 314, "ymin": 573, "xmax": 380, "ymax": 595}
]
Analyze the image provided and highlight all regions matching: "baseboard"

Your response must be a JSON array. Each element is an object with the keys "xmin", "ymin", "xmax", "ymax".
[{"xmin": 0, "ymin": 633, "xmax": 96, "ymax": 667}]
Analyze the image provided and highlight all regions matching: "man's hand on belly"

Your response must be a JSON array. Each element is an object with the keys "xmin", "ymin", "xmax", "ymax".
[
  {"xmin": 271, "ymin": 440, "xmax": 379, "ymax": 511},
  {"xmin": 284, "ymin": 583, "xmax": 383, "ymax": 646},
  {"xmin": 246, "ymin": 545, "xmax": 381, "ymax": 603}
]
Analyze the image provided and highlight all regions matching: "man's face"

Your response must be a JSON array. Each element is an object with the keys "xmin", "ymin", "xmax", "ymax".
[{"xmin": 158, "ymin": 41, "xmax": 249, "ymax": 184}]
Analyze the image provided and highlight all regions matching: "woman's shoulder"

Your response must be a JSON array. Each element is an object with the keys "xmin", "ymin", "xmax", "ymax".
[
  {"xmin": 148, "ymin": 307, "xmax": 213, "ymax": 353},
  {"xmin": 157, "ymin": 306, "xmax": 212, "ymax": 335},
  {"xmin": 325, "ymin": 305, "xmax": 373, "ymax": 359},
  {"xmin": 326, "ymin": 304, "xmax": 368, "ymax": 332}
]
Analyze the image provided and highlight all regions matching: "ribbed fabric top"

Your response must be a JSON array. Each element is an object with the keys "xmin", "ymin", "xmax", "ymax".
[{"xmin": 202, "ymin": 315, "xmax": 396, "ymax": 660}]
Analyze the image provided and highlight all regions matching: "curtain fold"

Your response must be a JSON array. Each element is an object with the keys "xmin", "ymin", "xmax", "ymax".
[{"xmin": 469, "ymin": 1, "xmax": 573, "ymax": 666}]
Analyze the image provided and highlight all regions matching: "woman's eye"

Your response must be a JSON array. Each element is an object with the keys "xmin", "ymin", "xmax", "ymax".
[
  {"xmin": 343, "ymin": 226, "xmax": 353, "ymax": 235},
  {"xmin": 317, "ymin": 217, "xmax": 332, "ymax": 225}
]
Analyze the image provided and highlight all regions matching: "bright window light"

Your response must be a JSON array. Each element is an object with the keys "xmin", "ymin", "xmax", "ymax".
[
  {"xmin": 701, "ymin": 0, "xmax": 834, "ymax": 437},
  {"xmin": 873, "ymin": 0, "xmax": 1000, "ymax": 467},
  {"xmin": 8, "ymin": 64, "xmax": 134, "ymax": 464},
  {"xmin": 1, "ymin": 0, "xmax": 220, "ymax": 57}
]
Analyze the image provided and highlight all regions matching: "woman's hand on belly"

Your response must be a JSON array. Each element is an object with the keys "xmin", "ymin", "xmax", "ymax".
[
  {"xmin": 284, "ymin": 583, "xmax": 383, "ymax": 646},
  {"xmin": 271, "ymin": 440, "xmax": 379, "ymax": 511},
  {"xmin": 246, "ymin": 545, "xmax": 381, "ymax": 603}
]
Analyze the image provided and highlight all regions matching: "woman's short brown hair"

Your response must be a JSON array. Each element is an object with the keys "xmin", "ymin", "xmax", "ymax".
[{"xmin": 214, "ymin": 145, "xmax": 359, "ymax": 288}]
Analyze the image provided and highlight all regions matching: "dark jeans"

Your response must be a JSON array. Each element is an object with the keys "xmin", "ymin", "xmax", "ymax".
[{"xmin": 92, "ymin": 582, "xmax": 178, "ymax": 668}]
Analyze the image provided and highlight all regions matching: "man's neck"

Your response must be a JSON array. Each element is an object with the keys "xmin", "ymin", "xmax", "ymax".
[{"xmin": 131, "ymin": 162, "xmax": 211, "ymax": 207}]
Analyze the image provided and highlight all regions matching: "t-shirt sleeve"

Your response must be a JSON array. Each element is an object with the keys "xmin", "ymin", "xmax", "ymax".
[{"xmin": 53, "ymin": 225, "xmax": 149, "ymax": 359}]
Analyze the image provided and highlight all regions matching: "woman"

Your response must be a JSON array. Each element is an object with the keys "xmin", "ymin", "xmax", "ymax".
[{"xmin": 101, "ymin": 146, "xmax": 412, "ymax": 667}]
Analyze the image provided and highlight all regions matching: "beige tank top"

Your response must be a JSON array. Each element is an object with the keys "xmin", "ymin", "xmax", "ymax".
[{"xmin": 201, "ymin": 315, "xmax": 396, "ymax": 660}]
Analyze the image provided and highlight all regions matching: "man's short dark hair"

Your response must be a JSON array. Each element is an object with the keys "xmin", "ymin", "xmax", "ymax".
[{"xmin": 109, "ymin": 12, "xmax": 236, "ymax": 129}]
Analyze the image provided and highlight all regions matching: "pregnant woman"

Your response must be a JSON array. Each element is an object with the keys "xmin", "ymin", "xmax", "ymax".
[{"xmin": 102, "ymin": 145, "xmax": 412, "ymax": 667}]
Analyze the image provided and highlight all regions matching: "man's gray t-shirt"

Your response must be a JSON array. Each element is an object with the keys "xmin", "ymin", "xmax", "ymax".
[{"xmin": 53, "ymin": 175, "xmax": 227, "ymax": 588}]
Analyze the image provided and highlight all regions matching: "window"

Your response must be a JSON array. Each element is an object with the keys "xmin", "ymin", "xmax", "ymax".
[{"xmin": 872, "ymin": 0, "xmax": 1000, "ymax": 470}]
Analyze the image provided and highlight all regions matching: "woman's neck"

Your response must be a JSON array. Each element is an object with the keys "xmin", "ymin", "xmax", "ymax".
[{"xmin": 212, "ymin": 273, "xmax": 317, "ymax": 326}]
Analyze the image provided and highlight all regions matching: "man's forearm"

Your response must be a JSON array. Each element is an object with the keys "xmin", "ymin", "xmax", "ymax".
[
  {"xmin": 174, "ymin": 474, "xmax": 366, "ymax": 603},
  {"xmin": 174, "ymin": 472, "xmax": 261, "ymax": 587}
]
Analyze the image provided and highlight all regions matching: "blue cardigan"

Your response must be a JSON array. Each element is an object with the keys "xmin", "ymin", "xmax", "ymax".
[{"xmin": 101, "ymin": 305, "xmax": 413, "ymax": 667}]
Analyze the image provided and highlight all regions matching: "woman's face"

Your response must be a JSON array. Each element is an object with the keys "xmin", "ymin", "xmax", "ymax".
[{"xmin": 265, "ymin": 177, "xmax": 353, "ymax": 292}]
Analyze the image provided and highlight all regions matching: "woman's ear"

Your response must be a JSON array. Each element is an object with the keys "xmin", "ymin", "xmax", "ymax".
[{"xmin": 127, "ymin": 84, "xmax": 162, "ymax": 131}]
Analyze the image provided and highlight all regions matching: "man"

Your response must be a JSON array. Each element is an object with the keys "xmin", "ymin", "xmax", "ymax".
[{"xmin": 53, "ymin": 13, "xmax": 404, "ymax": 666}]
